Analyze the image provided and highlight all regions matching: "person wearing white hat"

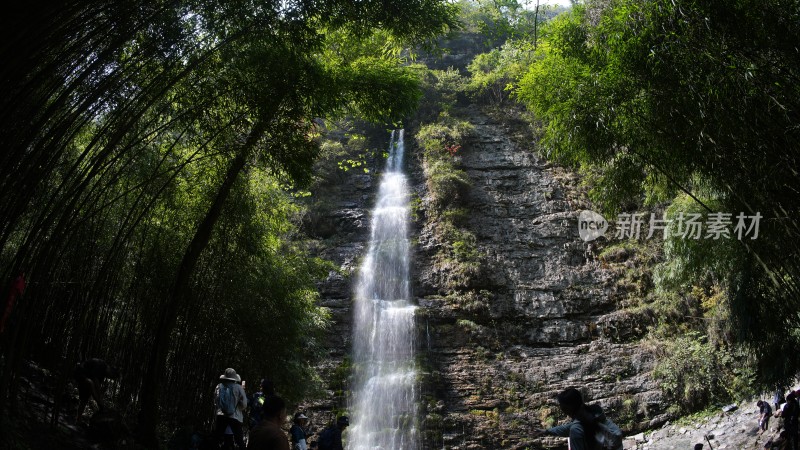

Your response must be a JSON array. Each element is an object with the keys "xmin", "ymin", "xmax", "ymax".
[
  {"xmin": 290, "ymin": 412, "xmax": 309, "ymax": 450},
  {"xmin": 214, "ymin": 368, "xmax": 248, "ymax": 449}
]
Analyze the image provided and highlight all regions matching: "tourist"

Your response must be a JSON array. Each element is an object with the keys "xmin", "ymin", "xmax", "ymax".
[
  {"xmin": 248, "ymin": 395, "xmax": 289, "ymax": 450},
  {"xmin": 776, "ymin": 386, "xmax": 787, "ymax": 412},
  {"xmin": 533, "ymin": 387, "xmax": 623, "ymax": 450},
  {"xmin": 222, "ymin": 375, "xmax": 248, "ymax": 449},
  {"xmin": 290, "ymin": 412, "xmax": 309, "ymax": 450},
  {"xmin": 760, "ymin": 400, "xmax": 774, "ymax": 433},
  {"xmin": 73, "ymin": 358, "xmax": 120, "ymax": 423},
  {"xmin": 214, "ymin": 368, "xmax": 248, "ymax": 449},
  {"xmin": 250, "ymin": 378, "xmax": 275, "ymax": 429},
  {"xmin": 781, "ymin": 392, "xmax": 799, "ymax": 450},
  {"xmin": 317, "ymin": 416, "xmax": 349, "ymax": 450}
]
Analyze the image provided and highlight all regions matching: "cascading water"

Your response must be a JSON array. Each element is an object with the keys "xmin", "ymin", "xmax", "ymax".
[{"xmin": 349, "ymin": 130, "xmax": 419, "ymax": 450}]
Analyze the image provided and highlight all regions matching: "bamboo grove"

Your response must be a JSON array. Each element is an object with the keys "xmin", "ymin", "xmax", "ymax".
[
  {"xmin": 513, "ymin": 0, "xmax": 800, "ymax": 395},
  {"xmin": 0, "ymin": 0, "xmax": 455, "ymax": 446}
]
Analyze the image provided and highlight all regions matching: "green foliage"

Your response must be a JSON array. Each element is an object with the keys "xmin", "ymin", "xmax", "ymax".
[
  {"xmin": 617, "ymin": 395, "xmax": 639, "ymax": 430},
  {"xmin": 323, "ymin": 28, "xmax": 409, "ymax": 63},
  {"xmin": 433, "ymin": 67, "xmax": 469, "ymax": 111},
  {"xmin": 457, "ymin": 0, "xmax": 543, "ymax": 47},
  {"xmin": 330, "ymin": 356, "xmax": 353, "ymax": 402},
  {"xmin": 654, "ymin": 195, "xmax": 740, "ymax": 294},
  {"xmin": 172, "ymin": 173, "xmax": 334, "ymax": 402},
  {"xmin": 415, "ymin": 109, "xmax": 482, "ymax": 292},
  {"xmin": 514, "ymin": 0, "xmax": 800, "ymax": 394},
  {"xmin": 467, "ymin": 40, "xmax": 536, "ymax": 105},
  {"xmin": 333, "ymin": 56, "xmax": 425, "ymax": 122},
  {"xmin": 457, "ymin": 319, "xmax": 483, "ymax": 333},
  {"xmin": 445, "ymin": 289, "xmax": 491, "ymax": 313},
  {"xmin": 435, "ymin": 220, "xmax": 482, "ymax": 289},
  {"xmin": 652, "ymin": 332, "xmax": 756, "ymax": 414},
  {"xmin": 538, "ymin": 405, "xmax": 558, "ymax": 429},
  {"xmin": 417, "ymin": 113, "xmax": 475, "ymax": 207},
  {"xmin": 467, "ymin": 49, "xmax": 508, "ymax": 105},
  {"xmin": 314, "ymin": 128, "xmax": 378, "ymax": 182},
  {"xmin": 673, "ymin": 405, "xmax": 723, "ymax": 427},
  {"xmin": 426, "ymin": 159, "xmax": 472, "ymax": 206},
  {"xmin": 320, "ymin": 134, "xmax": 372, "ymax": 174},
  {"xmin": 417, "ymin": 112, "xmax": 475, "ymax": 156},
  {"xmin": 415, "ymin": 66, "xmax": 470, "ymax": 122}
]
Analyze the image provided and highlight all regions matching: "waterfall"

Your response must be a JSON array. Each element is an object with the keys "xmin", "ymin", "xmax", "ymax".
[{"xmin": 349, "ymin": 130, "xmax": 419, "ymax": 450}]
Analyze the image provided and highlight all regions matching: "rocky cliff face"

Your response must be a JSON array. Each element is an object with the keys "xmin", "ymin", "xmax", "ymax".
[
  {"xmin": 302, "ymin": 107, "xmax": 666, "ymax": 448},
  {"xmin": 409, "ymin": 105, "xmax": 665, "ymax": 449}
]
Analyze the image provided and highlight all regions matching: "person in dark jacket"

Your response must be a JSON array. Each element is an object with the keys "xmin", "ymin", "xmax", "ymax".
[
  {"xmin": 248, "ymin": 395, "xmax": 289, "ymax": 450},
  {"xmin": 782, "ymin": 393, "xmax": 799, "ymax": 450},
  {"xmin": 776, "ymin": 386, "xmax": 787, "ymax": 412},
  {"xmin": 759, "ymin": 400, "xmax": 774, "ymax": 433},
  {"xmin": 73, "ymin": 358, "xmax": 120, "ymax": 423},
  {"xmin": 250, "ymin": 378, "xmax": 276, "ymax": 430},
  {"xmin": 534, "ymin": 387, "xmax": 622, "ymax": 450},
  {"xmin": 317, "ymin": 416, "xmax": 348, "ymax": 450}
]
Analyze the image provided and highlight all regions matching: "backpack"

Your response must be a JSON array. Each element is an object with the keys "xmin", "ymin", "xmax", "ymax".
[
  {"xmin": 317, "ymin": 428, "xmax": 335, "ymax": 450},
  {"xmin": 594, "ymin": 417, "xmax": 623, "ymax": 450},
  {"xmin": 217, "ymin": 383, "xmax": 237, "ymax": 416},
  {"xmin": 249, "ymin": 391, "xmax": 266, "ymax": 428}
]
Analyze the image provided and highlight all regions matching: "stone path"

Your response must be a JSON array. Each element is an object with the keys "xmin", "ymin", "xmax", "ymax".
[{"xmin": 625, "ymin": 399, "xmax": 787, "ymax": 449}]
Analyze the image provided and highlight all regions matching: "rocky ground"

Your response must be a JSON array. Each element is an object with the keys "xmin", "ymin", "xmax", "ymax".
[{"xmin": 625, "ymin": 398, "xmax": 788, "ymax": 450}]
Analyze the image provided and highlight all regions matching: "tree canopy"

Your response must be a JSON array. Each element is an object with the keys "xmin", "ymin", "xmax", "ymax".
[
  {"xmin": 515, "ymin": 0, "xmax": 800, "ymax": 393},
  {"xmin": 0, "ymin": 0, "xmax": 456, "ymax": 445}
]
